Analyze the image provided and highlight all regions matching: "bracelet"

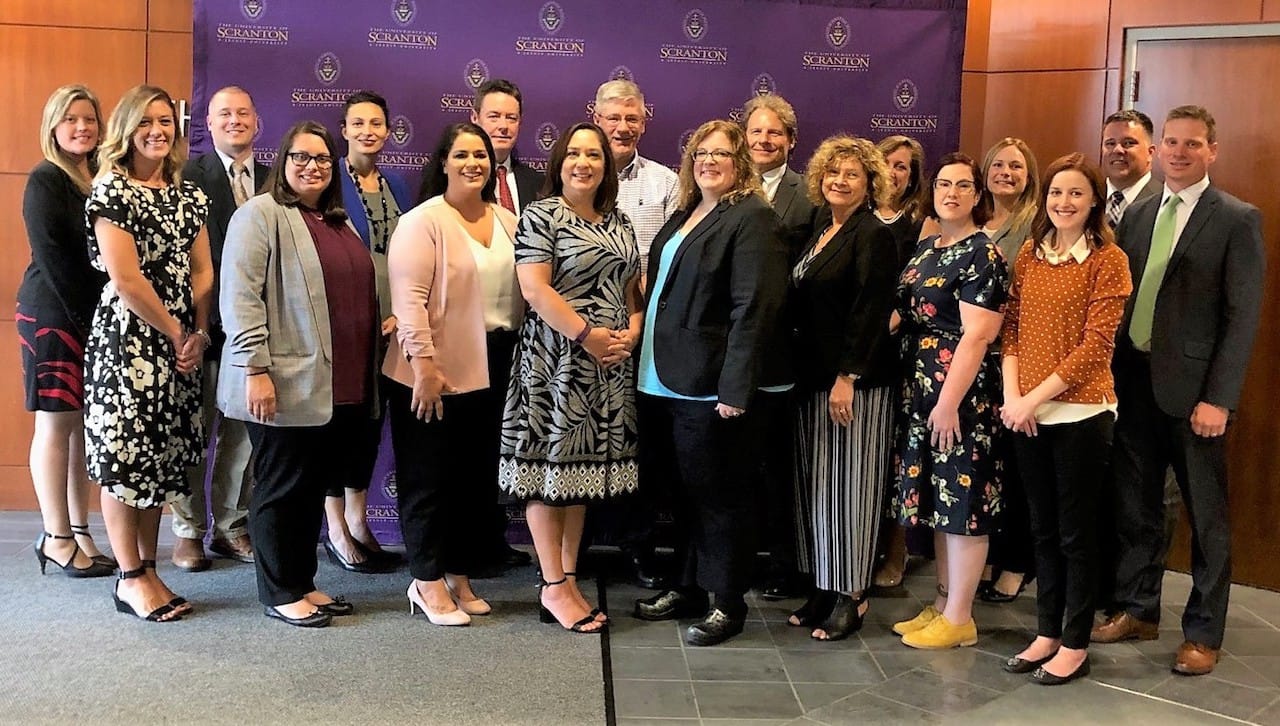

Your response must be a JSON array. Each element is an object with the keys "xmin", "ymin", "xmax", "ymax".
[
  {"xmin": 246, "ymin": 369, "xmax": 268, "ymax": 377},
  {"xmin": 572, "ymin": 321, "xmax": 591, "ymax": 345},
  {"xmin": 194, "ymin": 328, "xmax": 212, "ymax": 348}
]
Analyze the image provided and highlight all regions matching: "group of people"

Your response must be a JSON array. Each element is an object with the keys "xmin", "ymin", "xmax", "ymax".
[{"xmin": 19, "ymin": 74, "xmax": 1262, "ymax": 683}]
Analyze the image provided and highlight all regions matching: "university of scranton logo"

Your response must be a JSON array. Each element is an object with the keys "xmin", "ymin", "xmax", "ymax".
[
  {"xmin": 678, "ymin": 128, "xmax": 696, "ymax": 158},
  {"xmin": 465, "ymin": 58, "xmax": 490, "ymax": 89},
  {"xmin": 827, "ymin": 16, "xmax": 850, "ymax": 50},
  {"xmin": 537, "ymin": 123, "xmax": 559, "ymax": 153},
  {"xmin": 241, "ymin": 0, "xmax": 265, "ymax": 21},
  {"xmin": 894, "ymin": 79, "xmax": 919, "ymax": 111},
  {"xmin": 684, "ymin": 9, "xmax": 708, "ymax": 41},
  {"xmin": 389, "ymin": 115, "xmax": 413, "ymax": 147},
  {"xmin": 610, "ymin": 65, "xmax": 635, "ymax": 82},
  {"xmin": 315, "ymin": 52, "xmax": 341, "ymax": 86},
  {"xmin": 381, "ymin": 473, "xmax": 397, "ymax": 501},
  {"xmin": 392, "ymin": 0, "xmax": 415, "ymax": 25},
  {"xmin": 540, "ymin": 2, "xmax": 564, "ymax": 34},
  {"xmin": 753, "ymin": 73, "xmax": 778, "ymax": 97}
]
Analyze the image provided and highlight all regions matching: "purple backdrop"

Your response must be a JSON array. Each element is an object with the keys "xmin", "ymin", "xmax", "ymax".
[{"xmin": 194, "ymin": 0, "xmax": 967, "ymax": 543}]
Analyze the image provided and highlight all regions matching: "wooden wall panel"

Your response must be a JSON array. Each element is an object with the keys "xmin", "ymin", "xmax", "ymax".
[
  {"xmin": 1106, "ymin": 0, "xmax": 1266, "ymax": 67},
  {"xmin": 0, "ymin": 26, "xmax": 147, "ymax": 174},
  {"xmin": 0, "ymin": 465, "xmax": 35, "ymax": 509},
  {"xmin": 1265, "ymin": 0, "xmax": 1280, "ymax": 20},
  {"xmin": 984, "ymin": 0, "xmax": 1109, "ymax": 71},
  {"xmin": 147, "ymin": 32, "xmax": 194, "ymax": 101},
  {"xmin": 959, "ymin": 72, "xmax": 988, "ymax": 157},
  {"xmin": 0, "ymin": 1, "xmax": 146, "ymax": 29},
  {"xmin": 0, "ymin": 322, "xmax": 34, "ymax": 465},
  {"xmin": 0, "ymin": 175, "xmax": 29, "ymax": 309},
  {"xmin": 148, "ymin": 0, "xmax": 193, "ymax": 33},
  {"xmin": 979, "ymin": 71, "xmax": 1108, "ymax": 167},
  {"xmin": 963, "ymin": 0, "xmax": 992, "ymax": 71}
]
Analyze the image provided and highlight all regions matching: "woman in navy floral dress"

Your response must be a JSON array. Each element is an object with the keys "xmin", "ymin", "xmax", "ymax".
[{"xmin": 890, "ymin": 153, "xmax": 1008, "ymax": 650}]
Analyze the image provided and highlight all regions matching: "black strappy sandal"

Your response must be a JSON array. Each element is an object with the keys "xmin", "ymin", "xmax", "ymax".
[
  {"xmin": 113, "ymin": 567, "xmax": 180, "ymax": 622},
  {"xmin": 538, "ymin": 577, "xmax": 604, "ymax": 633}
]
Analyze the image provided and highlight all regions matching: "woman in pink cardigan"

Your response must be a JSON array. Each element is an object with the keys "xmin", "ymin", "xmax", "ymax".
[{"xmin": 384, "ymin": 122, "xmax": 522, "ymax": 626}]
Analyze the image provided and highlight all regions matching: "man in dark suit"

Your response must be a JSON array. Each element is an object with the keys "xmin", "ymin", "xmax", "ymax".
[
  {"xmin": 1092, "ymin": 105, "xmax": 1265, "ymax": 677},
  {"xmin": 1096, "ymin": 108, "xmax": 1176, "ymax": 612},
  {"xmin": 171, "ymin": 86, "xmax": 270, "ymax": 571},
  {"xmin": 741, "ymin": 93, "xmax": 811, "ymax": 600}
]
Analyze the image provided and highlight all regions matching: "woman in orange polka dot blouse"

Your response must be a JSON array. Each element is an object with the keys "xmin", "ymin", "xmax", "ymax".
[{"xmin": 998, "ymin": 153, "xmax": 1132, "ymax": 685}]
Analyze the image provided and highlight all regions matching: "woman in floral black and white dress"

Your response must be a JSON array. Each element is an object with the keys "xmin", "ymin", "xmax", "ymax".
[{"xmin": 85, "ymin": 85, "xmax": 212, "ymax": 622}]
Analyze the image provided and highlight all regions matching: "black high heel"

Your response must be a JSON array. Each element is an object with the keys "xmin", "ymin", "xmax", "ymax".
[
  {"xmin": 70, "ymin": 524, "xmax": 117, "ymax": 568},
  {"xmin": 141, "ymin": 559, "xmax": 192, "ymax": 614},
  {"xmin": 33, "ymin": 532, "xmax": 115, "ymax": 578},
  {"xmin": 788, "ymin": 589, "xmax": 837, "ymax": 627},
  {"xmin": 981, "ymin": 574, "xmax": 1033, "ymax": 603},
  {"xmin": 113, "ymin": 567, "xmax": 180, "ymax": 622},
  {"xmin": 811, "ymin": 592, "xmax": 868, "ymax": 642},
  {"xmin": 538, "ymin": 577, "xmax": 604, "ymax": 633},
  {"xmin": 324, "ymin": 538, "xmax": 382, "ymax": 574},
  {"xmin": 564, "ymin": 571, "xmax": 605, "ymax": 622}
]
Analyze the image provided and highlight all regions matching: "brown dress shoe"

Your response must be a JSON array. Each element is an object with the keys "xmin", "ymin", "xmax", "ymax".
[
  {"xmin": 1090, "ymin": 612, "xmax": 1159, "ymax": 643},
  {"xmin": 172, "ymin": 537, "xmax": 211, "ymax": 572},
  {"xmin": 210, "ymin": 534, "xmax": 254, "ymax": 563},
  {"xmin": 1173, "ymin": 641, "xmax": 1219, "ymax": 675}
]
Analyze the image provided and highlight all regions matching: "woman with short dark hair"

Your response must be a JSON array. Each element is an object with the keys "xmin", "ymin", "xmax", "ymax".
[{"xmin": 219, "ymin": 120, "xmax": 381, "ymax": 627}]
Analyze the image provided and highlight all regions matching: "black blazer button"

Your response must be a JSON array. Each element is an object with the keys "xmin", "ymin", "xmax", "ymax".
[{"xmin": 658, "ymin": 301, "xmax": 667, "ymax": 309}]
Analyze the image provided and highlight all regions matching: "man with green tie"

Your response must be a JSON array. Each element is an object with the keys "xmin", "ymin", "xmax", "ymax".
[{"xmin": 1092, "ymin": 105, "xmax": 1265, "ymax": 677}]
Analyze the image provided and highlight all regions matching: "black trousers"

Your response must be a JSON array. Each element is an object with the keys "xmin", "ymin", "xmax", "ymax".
[
  {"xmin": 756, "ymin": 389, "xmax": 797, "ymax": 579},
  {"xmin": 481, "ymin": 333, "xmax": 518, "ymax": 559},
  {"xmin": 643, "ymin": 394, "xmax": 763, "ymax": 607},
  {"xmin": 246, "ymin": 404, "xmax": 379, "ymax": 606},
  {"xmin": 390, "ymin": 344, "xmax": 509, "ymax": 581},
  {"xmin": 1111, "ymin": 352, "xmax": 1232, "ymax": 648},
  {"xmin": 1015, "ymin": 412, "xmax": 1113, "ymax": 649},
  {"xmin": 987, "ymin": 429, "xmax": 1037, "ymax": 576}
]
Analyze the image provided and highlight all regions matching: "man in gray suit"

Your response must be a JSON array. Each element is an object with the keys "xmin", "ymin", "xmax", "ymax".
[
  {"xmin": 171, "ymin": 86, "xmax": 269, "ymax": 571},
  {"xmin": 1092, "ymin": 105, "xmax": 1265, "ymax": 677},
  {"xmin": 743, "ymin": 94, "xmax": 813, "ymax": 257}
]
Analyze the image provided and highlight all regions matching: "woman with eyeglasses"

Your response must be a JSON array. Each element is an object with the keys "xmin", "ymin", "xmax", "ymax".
[
  {"xmin": 325, "ymin": 90, "xmax": 413, "ymax": 574},
  {"xmin": 891, "ymin": 153, "xmax": 1008, "ymax": 650},
  {"xmin": 219, "ymin": 121, "xmax": 381, "ymax": 627},
  {"xmin": 631, "ymin": 120, "xmax": 789, "ymax": 647}
]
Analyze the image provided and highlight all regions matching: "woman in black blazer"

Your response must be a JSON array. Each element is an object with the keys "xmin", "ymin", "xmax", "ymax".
[
  {"xmin": 788, "ymin": 136, "xmax": 900, "ymax": 641},
  {"xmin": 631, "ymin": 119, "xmax": 789, "ymax": 647}
]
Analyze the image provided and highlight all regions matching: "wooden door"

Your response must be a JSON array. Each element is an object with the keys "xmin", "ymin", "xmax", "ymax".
[{"xmin": 1128, "ymin": 33, "xmax": 1280, "ymax": 590}]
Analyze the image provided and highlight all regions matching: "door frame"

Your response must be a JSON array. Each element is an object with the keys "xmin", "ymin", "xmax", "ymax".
[{"xmin": 1122, "ymin": 22, "xmax": 1280, "ymax": 107}]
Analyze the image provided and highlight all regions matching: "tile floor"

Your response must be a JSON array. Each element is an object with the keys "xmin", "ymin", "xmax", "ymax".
[{"xmin": 600, "ymin": 562, "xmax": 1280, "ymax": 725}]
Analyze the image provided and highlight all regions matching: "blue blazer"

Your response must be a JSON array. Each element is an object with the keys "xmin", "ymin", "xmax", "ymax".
[{"xmin": 339, "ymin": 157, "xmax": 413, "ymax": 249}]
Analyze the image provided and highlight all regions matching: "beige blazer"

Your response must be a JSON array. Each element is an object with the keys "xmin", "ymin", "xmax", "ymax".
[{"xmin": 382, "ymin": 195, "xmax": 521, "ymax": 393}]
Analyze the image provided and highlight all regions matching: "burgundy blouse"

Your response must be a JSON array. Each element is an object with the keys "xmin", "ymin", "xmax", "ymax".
[{"xmin": 301, "ymin": 209, "xmax": 376, "ymax": 406}]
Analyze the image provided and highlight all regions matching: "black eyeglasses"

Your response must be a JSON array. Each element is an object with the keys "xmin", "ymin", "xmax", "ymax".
[
  {"xmin": 691, "ymin": 149, "xmax": 734, "ymax": 163},
  {"xmin": 286, "ymin": 152, "xmax": 334, "ymax": 169}
]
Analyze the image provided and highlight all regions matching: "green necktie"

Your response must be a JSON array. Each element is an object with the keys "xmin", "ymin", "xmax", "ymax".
[{"xmin": 1129, "ymin": 194, "xmax": 1182, "ymax": 351}]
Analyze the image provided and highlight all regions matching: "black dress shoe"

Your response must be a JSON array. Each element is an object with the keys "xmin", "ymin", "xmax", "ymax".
[
  {"xmin": 324, "ymin": 539, "xmax": 383, "ymax": 574},
  {"xmin": 1002, "ymin": 650, "xmax": 1057, "ymax": 674},
  {"xmin": 685, "ymin": 608, "xmax": 746, "ymax": 646},
  {"xmin": 634, "ymin": 590, "xmax": 708, "ymax": 621},
  {"xmin": 759, "ymin": 578, "xmax": 799, "ymax": 601},
  {"xmin": 502, "ymin": 544, "xmax": 532, "ymax": 567},
  {"xmin": 314, "ymin": 597, "xmax": 355, "ymax": 617},
  {"xmin": 352, "ymin": 539, "xmax": 402, "ymax": 569},
  {"xmin": 264, "ymin": 605, "xmax": 332, "ymax": 628},
  {"xmin": 1031, "ymin": 655, "xmax": 1090, "ymax": 685}
]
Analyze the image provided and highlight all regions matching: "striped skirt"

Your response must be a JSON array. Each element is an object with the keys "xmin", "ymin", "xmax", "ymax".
[{"xmin": 792, "ymin": 385, "xmax": 895, "ymax": 593}]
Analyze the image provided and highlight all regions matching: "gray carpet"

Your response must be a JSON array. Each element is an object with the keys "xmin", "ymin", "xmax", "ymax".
[{"xmin": 0, "ymin": 514, "xmax": 606, "ymax": 726}]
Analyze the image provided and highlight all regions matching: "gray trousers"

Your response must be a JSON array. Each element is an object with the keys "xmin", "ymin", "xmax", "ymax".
[{"xmin": 171, "ymin": 360, "xmax": 253, "ymax": 540}]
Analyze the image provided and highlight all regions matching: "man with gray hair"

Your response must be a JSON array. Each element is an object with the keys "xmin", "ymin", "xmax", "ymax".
[
  {"xmin": 593, "ymin": 79, "xmax": 679, "ymax": 279},
  {"xmin": 592, "ymin": 79, "xmax": 679, "ymax": 589}
]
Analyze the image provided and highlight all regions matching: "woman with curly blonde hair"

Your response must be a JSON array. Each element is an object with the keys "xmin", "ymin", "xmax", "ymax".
[{"xmin": 786, "ymin": 136, "xmax": 901, "ymax": 640}]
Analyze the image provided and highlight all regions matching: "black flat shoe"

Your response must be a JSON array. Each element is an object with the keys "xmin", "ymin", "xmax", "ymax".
[
  {"xmin": 1031, "ymin": 655, "xmax": 1090, "ymax": 685},
  {"xmin": 628, "ymin": 550, "xmax": 667, "ymax": 590},
  {"xmin": 811, "ymin": 592, "xmax": 867, "ymax": 641},
  {"xmin": 1002, "ymin": 650, "xmax": 1058, "ymax": 674},
  {"xmin": 634, "ymin": 589, "xmax": 708, "ymax": 621},
  {"xmin": 686, "ymin": 608, "xmax": 745, "ymax": 647},
  {"xmin": 265, "ymin": 605, "xmax": 332, "ymax": 628},
  {"xmin": 981, "ymin": 575, "xmax": 1032, "ymax": 603},
  {"xmin": 314, "ymin": 597, "xmax": 355, "ymax": 616},
  {"xmin": 759, "ymin": 576, "xmax": 800, "ymax": 601},
  {"xmin": 788, "ymin": 589, "xmax": 836, "ymax": 627},
  {"xmin": 324, "ymin": 539, "xmax": 382, "ymax": 574}
]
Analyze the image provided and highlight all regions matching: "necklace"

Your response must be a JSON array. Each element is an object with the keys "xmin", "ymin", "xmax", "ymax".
[{"xmin": 346, "ymin": 159, "xmax": 393, "ymax": 253}]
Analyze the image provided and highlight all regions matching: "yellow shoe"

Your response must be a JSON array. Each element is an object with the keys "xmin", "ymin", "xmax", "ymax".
[
  {"xmin": 892, "ymin": 604, "xmax": 940, "ymax": 636},
  {"xmin": 900, "ymin": 613, "xmax": 978, "ymax": 649}
]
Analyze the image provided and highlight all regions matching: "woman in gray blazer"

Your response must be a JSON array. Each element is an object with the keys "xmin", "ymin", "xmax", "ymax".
[{"xmin": 218, "ymin": 121, "xmax": 381, "ymax": 628}]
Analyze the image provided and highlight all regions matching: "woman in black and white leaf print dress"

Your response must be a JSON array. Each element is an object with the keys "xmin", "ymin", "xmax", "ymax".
[
  {"xmin": 85, "ymin": 85, "xmax": 213, "ymax": 623},
  {"xmin": 499, "ymin": 122, "xmax": 642, "ymax": 633}
]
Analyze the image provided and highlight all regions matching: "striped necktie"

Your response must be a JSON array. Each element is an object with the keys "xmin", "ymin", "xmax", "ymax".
[
  {"xmin": 1128, "ymin": 194, "xmax": 1181, "ymax": 351},
  {"xmin": 231, "ymin": 161, "xmax": 250, "ymax": 207},
  {"xmin": 1107, "ymin": 190, "xmax": 1125, "ymax": 229}
]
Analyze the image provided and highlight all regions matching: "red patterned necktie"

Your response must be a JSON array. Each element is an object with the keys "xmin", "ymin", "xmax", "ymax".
[{"xmin": 496, "ymin": 165, "xmax": 515, "ymax": 214}]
